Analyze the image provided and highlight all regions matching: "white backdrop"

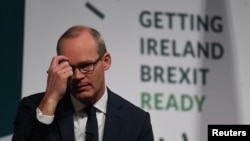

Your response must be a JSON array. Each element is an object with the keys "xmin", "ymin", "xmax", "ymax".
[{"xmin": 2, "ymin": 0, "xmax": 250, "ymax": 141}]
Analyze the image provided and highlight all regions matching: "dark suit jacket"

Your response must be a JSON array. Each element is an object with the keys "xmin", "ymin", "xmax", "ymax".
[{"xmin": 12, "ymin": 88, "xmax": 154, "ymax": 141}]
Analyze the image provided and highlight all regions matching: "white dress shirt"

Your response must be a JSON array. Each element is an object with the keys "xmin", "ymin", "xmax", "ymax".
[{"xmin": 36, "ymin": 88, "xmax": 108, "ymax": 141}]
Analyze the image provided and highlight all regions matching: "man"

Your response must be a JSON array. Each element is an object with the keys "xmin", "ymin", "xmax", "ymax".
[{"xmin": 12, "ymin": 25, "xmax": 154, "ymax": 141}]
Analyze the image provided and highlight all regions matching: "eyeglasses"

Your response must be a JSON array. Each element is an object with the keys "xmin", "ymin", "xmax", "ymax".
[{"xmin": 72, "ymin": 55, "xmax": 102, "ymax": 74}]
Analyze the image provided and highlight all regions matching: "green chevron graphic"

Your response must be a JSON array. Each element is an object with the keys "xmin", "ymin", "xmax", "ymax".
[
  {"xmin": 85, "ymin": 2, "xmax": 105, "ymax": 19},
  {"xmin": 182, "ymin": 133, "xmax": 188, "ymax": 141},
  {"xmin": 0, "ymin": 0, "xmax": 24, "ymax": 137}
]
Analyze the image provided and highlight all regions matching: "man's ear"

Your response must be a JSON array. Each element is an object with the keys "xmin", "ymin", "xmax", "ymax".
[{"xmin": 103, "ymin": 52, "xmax": 111, "ymax": 70}]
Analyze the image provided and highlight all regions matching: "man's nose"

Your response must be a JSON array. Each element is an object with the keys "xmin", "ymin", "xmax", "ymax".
[{"xmin": 72, "ymin": 68, "xmax": 85, "ymax": 79}]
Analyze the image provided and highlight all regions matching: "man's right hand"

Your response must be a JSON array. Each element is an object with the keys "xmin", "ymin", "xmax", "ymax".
[{"xmin": 38, "ymin": 55, "xmax": 73, "ymax": 115}]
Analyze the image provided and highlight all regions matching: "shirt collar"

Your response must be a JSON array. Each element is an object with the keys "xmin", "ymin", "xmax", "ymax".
[{"xmin": 70, "ymin": 87, "xmax": 108, "ymax": 114}]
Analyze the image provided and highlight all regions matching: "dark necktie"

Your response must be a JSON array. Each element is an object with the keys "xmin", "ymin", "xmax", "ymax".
[{"xmin": 85, "ymin": 106, "xmax": 99, "ymax": 141}]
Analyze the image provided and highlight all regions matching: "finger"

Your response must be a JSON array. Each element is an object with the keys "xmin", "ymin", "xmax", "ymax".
[
  {"xmin": 50, "ymin": 55, "xmax": 69, "ymax": 68},
  {"xmin": 59, "ymin": 65, "xmax": 73, "ymax": 74},
  {"xmin": 58, "ymin": 61, "xmax": 71, "ymax": 70},
  {"xmin": 47, "ymin": 56, "xmax": 69, "ymax": 73},
  {"xmin": 58, "ymin": 66, "xmax": 73, "ymax": 81},
  {"xmin": 64, "ymin": 67, "xmax": 73, "ymax": 78}
]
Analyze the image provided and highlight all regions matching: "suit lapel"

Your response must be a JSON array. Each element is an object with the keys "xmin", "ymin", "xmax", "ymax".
[
  {"xmin": 103, "ymin": 89, "xmax": 126, "ymax": 141},
  {"xmin": 55, "ymin": 93, "xmax": 75, "ymax": 141}
]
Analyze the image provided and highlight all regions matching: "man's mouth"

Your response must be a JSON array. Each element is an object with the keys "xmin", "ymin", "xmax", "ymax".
[{"xmin": 76, "ymin": 84, "xmax": 90, "ymax": 91}]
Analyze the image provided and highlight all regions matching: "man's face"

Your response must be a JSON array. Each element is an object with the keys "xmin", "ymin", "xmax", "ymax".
[{"xmin": 59, "ymin": 32, "xmax": 110, "ymax": 104}]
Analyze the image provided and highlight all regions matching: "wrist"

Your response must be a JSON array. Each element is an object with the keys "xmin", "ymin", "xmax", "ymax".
[{"xmin": 38, "ymin": 94, "xmax": 59, "ymax": 115}]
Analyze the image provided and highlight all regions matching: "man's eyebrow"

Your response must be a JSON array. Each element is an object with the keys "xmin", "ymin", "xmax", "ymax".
[{"xmin": 70, "ymin": 60, "xmax": 95, "ymax": 67}]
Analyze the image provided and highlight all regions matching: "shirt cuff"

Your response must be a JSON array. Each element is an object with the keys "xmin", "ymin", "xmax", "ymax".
[{"xmin": 36, "ymin": 107, "xmax": 54, "ymax": 125}]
